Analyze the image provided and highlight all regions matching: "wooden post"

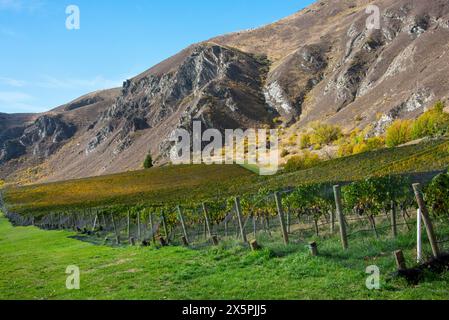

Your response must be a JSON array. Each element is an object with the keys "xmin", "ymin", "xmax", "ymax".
[
  {"xmin": 274, "ymin": 192, "xmax": 289, "ymax": 245},
  {"xmin": 177, "ymin": 206, "xmax": 189, "ymax": 245},
  {"xmin": 137, "ymin": 211, "xmax": 141, "ymax": 241},
  {"xmin": 368, "ymin": 215, "xmax": 379, "ymax": 239},
  {"xmin": 149, "ymin": 212, "xmax": 155, "ymax": 244},
  {"xmin": 314, "ymin": 219, "xmax": 319, "ymax": 237},
  {"xmin": 330, "ymin": 209, "xmax": 335, "ymax": 234},
  {"xmin": 127, "ymin": 211, "xmax": 130, "ymax": 239},
  {"xmin": 234, "ymin": 197, "xmax": 247, "ymax": 243},
  {"xmin": 394, "ymin": 250, "xmax": 407, "ymax": 271},
  {"xmin": 333, "ymin": 185, "xmax": 348, "ymax": 250},
  {"xmin": 225, "ymin": 220, "xmax": 228, "ymax": 237},
  {"xmin": 253, "ymin": 215, "xmax": 257, "ymax": 238},
  {"xmin": 92, "ymin": 213, "xmax": 98, "ymax": 232},
  {"xmin": 413, "ymin": 183, "xmax": 440, "ymax": 258},
  {"xmin": 391, "ymin": 201, "xmax": 398, "ymax": 238},
  {"xmin": 286, "ymin": 210, "xmax": 291, "ymax": 234},
  {"xmin": 161, "ymin": 211, "xmax": 169, "ymax": 244},
  {"xmin": 309, "ymin": 242, "xmax": 318, "ymax": 257},
  {"xmin": 202, "ymin": 203, "xmax": 213, "ymax": 238},
  {"xmin": 111, "ymin": 214, "xmax": 120, "ymax": 245}
]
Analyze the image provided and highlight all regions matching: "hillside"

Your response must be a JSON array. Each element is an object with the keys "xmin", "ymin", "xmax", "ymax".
[
  {"xmin": 1, "ymin": 0, "xmax": 449, "ymax": 184},
  {"xmin": 4, "ymin": 138, "xmax": 448, "ymax": 215}
]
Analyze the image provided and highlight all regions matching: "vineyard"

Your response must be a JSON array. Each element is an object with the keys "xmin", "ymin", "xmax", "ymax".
[
  {"xmin": 1, "ymin": 138, "xmax": 449, "ymax": 298},
  {"xmin": 2, "ymin": 171, "xmax": 449, "ymax": 274},
  {"xmin": 3, "ymin": 137, "xmax": 449, "ymax": 215}
]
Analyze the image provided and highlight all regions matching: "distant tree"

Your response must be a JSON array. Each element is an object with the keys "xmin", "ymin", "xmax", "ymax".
[
  {"xmin": 411, "ymin": 101, "xmax": 449, "ymax": 139},
  {"xmin": 385, "ymin": 120, "xmax": 413, "ymax": 147},
  {"xmin": 143, "ymin": 153, "xmax": 153, "ymax": 169}
]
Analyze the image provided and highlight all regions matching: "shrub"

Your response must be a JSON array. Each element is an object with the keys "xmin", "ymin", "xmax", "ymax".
[
  {"xmin": 411, "ymin": 101, "xmax": 449, "ymax": 139},
  {"xmin": 310, "ymin": 122, "xmax": 343, "ymax": 147},
  {"xmin": 0, "ymin": 180, "xmax": 5, "ymax": 189},
  {"xmin": 143, "ymin": 153, "xmax": 153, "ymax": 169},
  {"xmin": 284, "ymin": 151, "xmax": 321, "ymax": 172},
  {"xmin": 281, "ymin": 149, "xmax": 290, "ymax": 158},
  {"xmin": 288, "ymin": 134, "xmax": 297, "ymax": 146},
  {"xmin": 337, "ymin": 128, "xmax": 384, "ymax": 156},
  {"xmin": 299, "ymin": 133, "xmax": 312, "ymax": 149},
  {"xmin": 424, "ymin": 171, "xmax": 449, "ymax": 218},
  {"xmin": 385, "ymin": 120, "xmax": 413, "ymax": 147}
]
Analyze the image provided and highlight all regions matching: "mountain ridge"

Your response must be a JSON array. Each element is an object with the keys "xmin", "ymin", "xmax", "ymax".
[{"xmin": 1, "ymin": 0, "xmax": 449, "ymax": 184}]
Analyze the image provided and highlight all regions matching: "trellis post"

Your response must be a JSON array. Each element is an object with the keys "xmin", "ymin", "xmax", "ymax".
[
  {"xmin": 161, "ymin": 211, "xmax": 169, "ymax": 244},
  {"xmin": 274, "ymin": 192, "xmax": 289, "ymax": 245},
  {"xmin": 111, "ymin": 214, "xmax": 120, "ymax": 245},
  {"xmin": 412, "ymin": 183, "xmax": 440, "ymax": 258},
  {"xmin": 234, "ymin": 197, "xmax": 247, "ymax": 243},
  {"xmin": 149, "ymin": 212, "xmax": 155, "ymax": 245},
  {"xmin": 202, "ymin": 203, "xmax": 213, "ymax": 239},
  {"xmin": 137, "ymin": 211, "xmax": 141, "ymax": 241},
  {"xmin": 333, "ymin": 185, "xmax": 348, "ymax": 250},
  {"xmin": 177, "ymin": 206, "xmax": 189, "ymax": 245},
  {"xmin": 391, "ymin": 201, "xmax": 398, "ymax": 238}
]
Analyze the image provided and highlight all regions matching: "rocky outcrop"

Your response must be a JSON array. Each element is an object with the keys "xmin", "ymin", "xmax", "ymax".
[
  {"xmin": 86, "ymin": 43, "xmax": 277, "ymax": 159},
  {"xmin": 0, "ymin": 115, "xmax": 76, "ymax": 164},
  {"xmin": 2, "ymin": 0, "xmax": 449, "ymax": 183}
]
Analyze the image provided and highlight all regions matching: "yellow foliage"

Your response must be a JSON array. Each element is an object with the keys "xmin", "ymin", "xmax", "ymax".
[
  {"xmin": 385, "ymin": 120, "xmax": 413, "ymax": 147},
  {"xmin": 337, "ymin": 126, "xmax": 385, "ymax": 156},
  {"xmin": 284, "ymin": 151, "xmax": 321, "ymax": 172}
]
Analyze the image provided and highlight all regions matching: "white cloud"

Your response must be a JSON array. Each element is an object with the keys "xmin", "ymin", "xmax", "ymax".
[
  {"xmin": 0, "ymin": 91, "xmax": 43, "ymax": 113},
  {"xmin": 37, "ymin": 75, "xmax": 124, "ymax": 90},
  {"xmin": 0, "ymin": 76, "xmax": 26, "ymax": 87},
  {"xmin": 0, "ymin": 0, "xmax": 45, "ymax": 12}
]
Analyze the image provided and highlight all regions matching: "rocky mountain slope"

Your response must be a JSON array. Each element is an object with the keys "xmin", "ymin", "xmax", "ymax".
[{"xmin": 1, "ymin": 0, "xmax": 449, "ymax": 184}]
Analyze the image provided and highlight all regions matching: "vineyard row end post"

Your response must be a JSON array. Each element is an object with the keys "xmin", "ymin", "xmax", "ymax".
[
  {"xmin": 177, "ymin": 206, "xmax": 189, "ymax": 245},
  {"xmin": 234, "ymin": 197, "xmax": 247, "ymax": 243},
  {"xmin": 274, "ymin": 192, "xmax": 289, "ymax": 245},
  {"xmin": 202, "ymin": 203, "xmax": 213, "ymax": 239},
  {"xmin": 333, "ymin": 185, "xmax": 348, "ymax": 250},
  {"xmin": 412, "ymin": 183, "xmax": 440, "ymax": 258}
]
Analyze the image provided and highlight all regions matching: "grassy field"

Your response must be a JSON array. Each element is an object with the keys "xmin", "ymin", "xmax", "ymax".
[
  {"xmin": 4, "ymin": 138, "xmax": 449, "ymax": 215},
  {"xmin": 1, "ymin": 212, "xmax": 448, "ymax": 300}
]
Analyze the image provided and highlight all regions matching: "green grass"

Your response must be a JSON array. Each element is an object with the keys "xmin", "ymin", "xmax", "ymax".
[
  {"xmin": 1, "ymin": 212, "xmax": 448, "ymax": 300},
  {"xmin": 4, "ymin": 138, "xmax": 449, "ymax": 215}
]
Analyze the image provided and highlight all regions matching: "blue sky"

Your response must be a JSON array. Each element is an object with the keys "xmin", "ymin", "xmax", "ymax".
[{"xmin": 0, "ymin": 0, "xmax": 314, "ymax": 114}]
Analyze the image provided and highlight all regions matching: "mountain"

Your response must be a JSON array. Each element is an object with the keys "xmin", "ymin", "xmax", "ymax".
[{"xmin": 1, "ymin": 0, "xmax": 449, "ymax": 184}]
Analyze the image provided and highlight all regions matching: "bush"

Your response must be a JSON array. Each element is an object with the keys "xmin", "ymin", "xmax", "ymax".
[
  {"xmin": 411, "ymin": 101, "xmax": 449, "ymax": 139},
  {"xmin": 284, "ymin": 151, "xmax": 321, "ymax": 172},
  {"xmin": 281, "ymin": 149, "xmax": 290, "ymax": 158},
  {"xmin": 310, "ymin": 122, "xmax": 343, "ymax": 147},
  {"xmin": 0, "ymin": 180, "xmax": 4, "ymax": 189},
  {"xmin": 425, "ymin": 171, "xmax": 449, "ymax": 218},
  {"xmin": 143, "ymin": 153, "xmax": 153, "ymax": 169},
  {"xmin": 299, "ymin": 133, "xmax": 312, "ymax": 149},
  {"xmin": 385, "ymin": 120, "xmax": 413, "ymax": 147},
  {"xmin": 337, "ymin": 127, "xmax": 384, "ymax": 156}
]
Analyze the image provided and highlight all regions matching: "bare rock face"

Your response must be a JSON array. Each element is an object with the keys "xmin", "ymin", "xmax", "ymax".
[
  {"xmin": 85, "ymin": 43, "xmax": 276, "ymax": 160},
  {"xmin": 0, "ymin": 115, "xmax": 76, "ymax": 164},
  {"xmin": 2, "ymin": 0, "xmax": 449, "ymax": 183}
]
